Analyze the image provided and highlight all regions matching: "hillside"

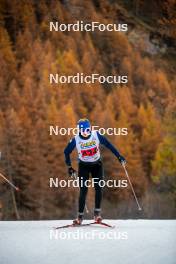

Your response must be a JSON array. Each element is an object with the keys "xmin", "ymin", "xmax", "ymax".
[{"xmin": 0, "ymin": 0, "xmax": 175, "ymax": 220}]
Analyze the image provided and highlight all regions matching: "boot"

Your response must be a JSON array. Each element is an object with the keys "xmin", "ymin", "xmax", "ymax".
[
  {"xmin": 94, "ymin": 208, "xmax": 102, "ymax": 223},
  {"xmin": 73, "ymin": 212, "xmax": 83, "ymax": 225}
]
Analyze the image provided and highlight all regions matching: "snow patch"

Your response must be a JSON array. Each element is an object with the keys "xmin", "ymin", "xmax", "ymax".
[{"xmin": 0, "ymin": 220, "xmax": 175, "ymax": 264}]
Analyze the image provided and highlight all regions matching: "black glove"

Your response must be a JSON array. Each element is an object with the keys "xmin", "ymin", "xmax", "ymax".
[
  {"xmin": 68, "ymin": 166, "xmax": 77, "ymax": 178},
  {"xmin": 118, "ymin": 155, "xmax": 126, "ymax": 165}
]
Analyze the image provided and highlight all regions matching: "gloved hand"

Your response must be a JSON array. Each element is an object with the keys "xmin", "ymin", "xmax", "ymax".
[
  {"xmin": 118, "ymin": 155, "xmax": 126, "ymax": 166},
  {"xmin": 68, "ymin": 166, "xmax": 77, "ymax": 178}
]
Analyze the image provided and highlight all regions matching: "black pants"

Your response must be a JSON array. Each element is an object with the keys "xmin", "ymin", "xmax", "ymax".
[{"xmin": 78, "ymin": 160, "xmax": 103, "ymax": 214}]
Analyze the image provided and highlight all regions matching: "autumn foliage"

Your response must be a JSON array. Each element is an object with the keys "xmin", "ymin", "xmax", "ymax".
[{"xmin": 0, "ymin": 0, "xmax": 175, "ymax": 220}]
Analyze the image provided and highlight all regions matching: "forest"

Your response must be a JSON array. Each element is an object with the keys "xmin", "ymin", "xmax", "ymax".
[{"xmin": 0, "ymin": 0, "xmax": 175, "ymax": 220}]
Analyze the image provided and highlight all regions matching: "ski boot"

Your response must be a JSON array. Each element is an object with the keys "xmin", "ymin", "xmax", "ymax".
[
  {"xmin": 73, "ymin": 213, "xmax": 83, "ymax": 225},
  {"xmin": 94, "ymin": 208, "xmax": 102, "ymax": 223}
]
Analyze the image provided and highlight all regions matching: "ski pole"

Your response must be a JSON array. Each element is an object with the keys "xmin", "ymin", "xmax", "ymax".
[
  {"xmin": 0, "ymin": 172, "xmax": 19, "ymax": 191},
  {"xmin": 122, "ymin": 163, "xmax": 142, "ymax": 211},
  {"xmin": 85, "ymin": 204, "xmax": 89, "ymax": 214}
]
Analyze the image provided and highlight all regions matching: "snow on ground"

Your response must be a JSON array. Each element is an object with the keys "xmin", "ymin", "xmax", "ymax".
[{"xmin": 0, "ymin": 220, "xmax": 175, "ymax": 264}]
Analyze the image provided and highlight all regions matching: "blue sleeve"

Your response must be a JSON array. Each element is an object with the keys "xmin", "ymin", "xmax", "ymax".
[
  {"xmin": 97, "ymin": 132, "xmax": 121, "ymax": 158},
  {"xmin": 64, "ymin": 138, "xmax": 76, "ymax": 166}
]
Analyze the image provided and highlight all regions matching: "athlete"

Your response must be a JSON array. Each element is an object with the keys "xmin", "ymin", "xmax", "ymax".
[{"xmin": 64, "ymin": 118, "xmax": 126, "ymax": 225}]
